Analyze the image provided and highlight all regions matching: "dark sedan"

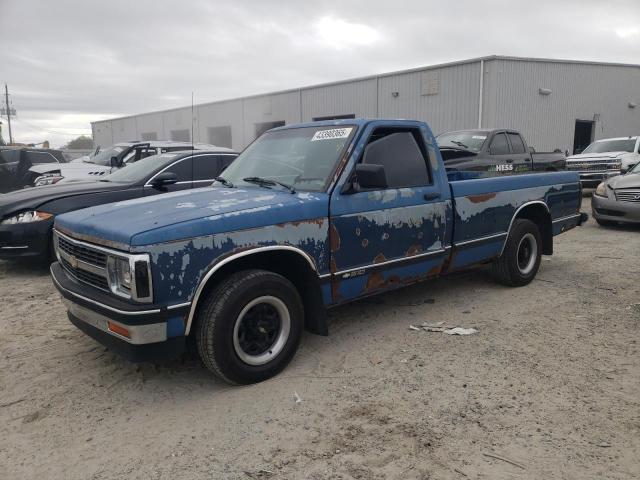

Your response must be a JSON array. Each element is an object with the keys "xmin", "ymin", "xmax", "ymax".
[
  {"xmin": 592, "ymin": 162, "xmax": 640, "ymax": 226},
  {"xmin": 0, "ymin": 149, "xmax": 237, "ymax": 261}
]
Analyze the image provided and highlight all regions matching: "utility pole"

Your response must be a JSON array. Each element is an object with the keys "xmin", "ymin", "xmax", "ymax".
[{"xmin": 4, "ymin": 84, "xmax": 13, "ymax": 144}]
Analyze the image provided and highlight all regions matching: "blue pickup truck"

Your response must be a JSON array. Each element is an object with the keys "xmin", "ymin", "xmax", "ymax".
[{"xmin": 51, "ymin": 119, "xmax": 587, "ymax": 384}]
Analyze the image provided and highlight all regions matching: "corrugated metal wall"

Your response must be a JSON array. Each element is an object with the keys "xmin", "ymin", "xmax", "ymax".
[
  {"xmin": 483, "ymin": 59, "xmax": 640, "ymax": 152},
  {"xmin": 377, "ymin": 62, "xmax": 481, "ymax": 135},
  {"xmin": 91, "ymin": 58, "xmax": 640, "ymax": 154},
  {"xmin": 301, "ymin": 79, "xmax": 378, "ymax": 120}
]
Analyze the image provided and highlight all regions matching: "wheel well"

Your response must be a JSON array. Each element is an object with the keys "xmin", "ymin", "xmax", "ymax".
[
  {"xmin": 513, "ymin": 204, "xmax": 553, "ymax": 255},
  {"xmin": 193, "ymin": 250, "xmax": 328, "ymax": 336}
]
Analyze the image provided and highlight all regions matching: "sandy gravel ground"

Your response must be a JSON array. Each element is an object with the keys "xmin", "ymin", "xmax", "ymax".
[{"xmin": 1, "ymin": 196, "xmax": 638, "ymax": 479}]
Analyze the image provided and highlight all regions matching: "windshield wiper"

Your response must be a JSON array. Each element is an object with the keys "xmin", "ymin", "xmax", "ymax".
[
  {"xmin": 451, "ymin": 140, "xmax": 469, "ymax": 148},
  {"xmin": 213, "ymin": 176, "xmax": 234, "ymax": 188},
  {"xmin": 243, "ymin": 176, "xmax": 296, "ymax": 194}
]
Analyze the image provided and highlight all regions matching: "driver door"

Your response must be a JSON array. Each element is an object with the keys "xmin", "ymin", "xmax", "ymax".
[{"xmin": 329, "ymin": 125, "xmax": 452, "ymax": 303}]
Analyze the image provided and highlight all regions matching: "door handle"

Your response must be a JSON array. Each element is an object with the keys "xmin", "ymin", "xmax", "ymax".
[{"xmin": 424, "ymin": 192, "xmax": 440, "ymax": 201}]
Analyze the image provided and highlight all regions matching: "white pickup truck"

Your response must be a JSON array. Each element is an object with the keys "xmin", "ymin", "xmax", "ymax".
[{"xmin": 566, "ymin": 136, "xmax": 640, "ymax": 188}]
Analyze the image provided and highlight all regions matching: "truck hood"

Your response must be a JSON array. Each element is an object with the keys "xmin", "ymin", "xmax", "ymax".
[
  {"xmin": 0, "ymin": 181, "xmax": 126, "ymax": 218},
  {"xmin": 566, "ymin": 151, "xmax": 627, "ymax": 161},
  {"xmin": 605, "ymin": 172, "xmax": 640, "ymax": 190},
  {"xmin": 54, "ymin": 186, "xmax": 329, "ymax": 248},
  {"xmin": 30, "ymin": 162, "xmax": 112, "ymax": 180}
]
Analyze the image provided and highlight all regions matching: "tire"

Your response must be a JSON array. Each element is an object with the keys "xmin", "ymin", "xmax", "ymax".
[
  {"xmin": 195, "ymin": 269, "xmax": 304, "ymax": 385},
  {"xmin": 596, "ymin": 219, "xmax": 616, "ymax": 227},
  {"xmin": 491, "ymin": 219, "xmax": 542, "ymax": 287}
]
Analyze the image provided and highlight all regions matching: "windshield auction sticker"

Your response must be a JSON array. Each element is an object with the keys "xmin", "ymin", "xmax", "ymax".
[{"xmin": 311, "ymin": 128, "xmax": 353, "ymax": 141}]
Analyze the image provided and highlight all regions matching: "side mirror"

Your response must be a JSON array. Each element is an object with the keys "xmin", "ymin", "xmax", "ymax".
[
  {"xmin": 620, "ymin": 166, "xmax": 629, "ymax": 174},
  {"xmin": 150, "ymin": 171, "xmax": 178, "ymax": 187},
  {"xmin": 356, "ymin": 164, "xmax": 387, "ymax": 189},
  {"xmin": 110, "ymin": 156, "xmax": 119, "ymax": 168}
]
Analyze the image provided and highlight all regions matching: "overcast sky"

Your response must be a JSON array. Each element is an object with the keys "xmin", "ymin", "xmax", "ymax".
[{"xmin": 1, "ymin": 0, "xmax": 639, "ymax": 147}]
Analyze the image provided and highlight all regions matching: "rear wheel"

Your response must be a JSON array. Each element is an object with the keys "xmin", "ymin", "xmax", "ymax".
[
  {"xmin": 195, "ymin": 269, "xmax": 304, "ymax": 384},
  {"xmin": 491, "ymin": 219, "xmax": 542, "ymax": 287}
]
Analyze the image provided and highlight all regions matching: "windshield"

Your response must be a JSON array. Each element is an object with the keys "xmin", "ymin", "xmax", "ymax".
[
  {"xmin": 221, "ymin": 126, "xmax": 355, "ymax": 191},
  {"xmin": 630, "ymin": 162, "xmax": 640, "ymax": 174},
  {"xmin": 582, "ymin": 139, "xmax": 636, "ymax": 154},
  {"xmin": 103, "ymin": 153, "xmax": 179, "ymax": 183},
  {"xmin": 436, "ymin": 131, "xmax": 487, "ymax": 152},
  {"xmin": 85, "ymin": 146, "xmax": 126, "ymax": 165}
]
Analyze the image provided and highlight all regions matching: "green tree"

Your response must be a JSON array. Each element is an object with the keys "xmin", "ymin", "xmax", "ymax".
[{"xmin": 66, "ymin": 135, "xmax": 93, "ymax": 149}]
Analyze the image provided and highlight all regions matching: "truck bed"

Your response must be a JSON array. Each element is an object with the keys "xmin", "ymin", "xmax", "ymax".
[{"xmin": 446, "ymin": 171, "xmax": 582, "ymax": 270}]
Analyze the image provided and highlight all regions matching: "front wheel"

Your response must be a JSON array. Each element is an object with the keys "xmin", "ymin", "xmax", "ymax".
[
  {"xmin": 491, "ymin": 219, "xmax": 542, "ymax": 287},
  {"xmin": 195, "ymin": 270, "xmax": 304, "ymax": 384}
]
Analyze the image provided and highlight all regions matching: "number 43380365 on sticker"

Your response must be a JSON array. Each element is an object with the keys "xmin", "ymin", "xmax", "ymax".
[{"xmin": 311, "ymin": 128, "xmax": 353, "ymax": 141}]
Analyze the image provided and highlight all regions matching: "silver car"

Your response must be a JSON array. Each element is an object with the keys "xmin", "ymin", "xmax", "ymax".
[{"xmin": 592, "ymin": 163, "xmax": 640, "ymax": 226}]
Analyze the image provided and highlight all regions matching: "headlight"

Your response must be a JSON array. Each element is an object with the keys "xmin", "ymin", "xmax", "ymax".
[
  {"xmin": 34, "ymin": 175, "xmax": 64, "ymax": 186},
  {"xmin": 1, "ymin": 211, "xmax": 53, "ymax": 225},
  {"xmin": 107, "ymin": 256, "xmax": 132, "ymax": 296},
  {"xmin": 594, "ymin": 182, "xmax": 608, "ymax": 198},
  {"xmin": 106, "ymin": 254, "xmax": 152, "ymax": 302}
]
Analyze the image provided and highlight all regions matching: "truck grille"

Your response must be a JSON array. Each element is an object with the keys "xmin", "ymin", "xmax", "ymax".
[
  {"xmin": 55, "ymin": 232, "xmax": 110, "ymax": 291},
  {"xmin": 615, "ymin": 189, "xmax": 640, "ymax": 203},
  {"xmin": 60, "ymin": 257, "xmax": 109, "ymax": 290},
  {"xmin": 566, "ymin": 162, "xmax": 620, "ymax": 172},
  {"xmin": 57, "ymin": 235, "xmax": 107, "ymax": 268}
]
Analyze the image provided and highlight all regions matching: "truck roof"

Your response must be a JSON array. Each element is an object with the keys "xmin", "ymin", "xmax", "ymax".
[{"xmin": 269, "ymin": 118, "xmax": 428, "ymax": 131}]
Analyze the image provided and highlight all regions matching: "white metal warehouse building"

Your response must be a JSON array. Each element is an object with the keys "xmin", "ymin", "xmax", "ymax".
[{"xmin": 91, "ymin": 55, "xmax": 640, "ymax": 154}]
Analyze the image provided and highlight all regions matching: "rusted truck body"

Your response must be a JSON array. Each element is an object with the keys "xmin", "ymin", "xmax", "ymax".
[{"xmin": 51, "ymin": 119, "xmax": 587, "ymax": 384}]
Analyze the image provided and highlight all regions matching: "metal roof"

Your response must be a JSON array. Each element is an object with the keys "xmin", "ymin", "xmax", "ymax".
[{"xmin": 92, "ymin": 55, "xmax": 640, "ymax": 126}]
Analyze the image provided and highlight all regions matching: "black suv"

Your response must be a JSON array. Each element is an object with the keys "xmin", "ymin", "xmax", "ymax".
[{"xmin": 0, "ymin": 147, "xmax": 68, "ymax": 193}]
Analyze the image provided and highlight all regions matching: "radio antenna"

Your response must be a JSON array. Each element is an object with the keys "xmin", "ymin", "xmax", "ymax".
[{"xmin": 191, "ymin": 91, "xmax": 194, "ymax": 150}]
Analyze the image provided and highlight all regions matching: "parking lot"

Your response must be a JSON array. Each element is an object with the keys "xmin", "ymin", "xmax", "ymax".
[{"xmin": 0, "ymin": 194, "xmax": 638, "ymax": 480}]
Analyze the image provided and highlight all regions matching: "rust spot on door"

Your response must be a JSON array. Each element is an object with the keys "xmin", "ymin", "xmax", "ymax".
[
  {"xmin": 330, "ymin": 222, "xmax": 341, "ymax": 252},
  {"xmin": 373, "ymin": 253, "xmax": 387, "ymax": 264},
  {"xmin": 406, "ymin": 244, "xmax": 423, "ymax": 257},
  {"xmin": 467, "ymin": 192, "xmax": 497, "ymax": 204}
]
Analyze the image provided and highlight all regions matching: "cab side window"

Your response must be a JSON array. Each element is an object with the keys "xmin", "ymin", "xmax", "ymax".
[
  {"xmin": 361, "ymin": 129, "xmax": 431, "ymax": 188},
  {"xmin": 489, "ymin": 133, "xmax": 510, "ymax": 155},
  {"xmin": 508, "ymin": 133, "xmax": 526, "ymax": 154},
  {"xmin": 193, "ymin": 155, "xmax": 220, "ymax": 181},
  {"xmin": 165, "ymin": 157, "xmax": 192, "ymax": 182},
  {"xmin": 219, "ymin": 154, "xmax": 236, "ymax": 172}
]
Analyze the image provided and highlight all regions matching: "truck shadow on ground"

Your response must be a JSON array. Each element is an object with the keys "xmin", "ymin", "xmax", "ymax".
[{"xmin": 95, "ymin": 267, "xmax": 498, "ymax": 399}]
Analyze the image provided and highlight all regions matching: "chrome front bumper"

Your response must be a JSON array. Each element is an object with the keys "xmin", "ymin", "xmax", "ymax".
[{"xmin": 61, "ymin": 298, "xmax": 167, "ymax": 345}]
